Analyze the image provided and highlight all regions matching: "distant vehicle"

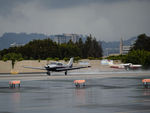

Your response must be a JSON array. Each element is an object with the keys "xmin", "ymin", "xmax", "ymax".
[
  {"xmin": 109, "ymin": 63, "xmax": 142, "ymax": 70},
  {"xmin": 24, "ymin": 58, "xmax": 91, "ymax": 75}
]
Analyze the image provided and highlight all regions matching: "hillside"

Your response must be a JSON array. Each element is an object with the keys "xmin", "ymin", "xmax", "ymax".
[
  {"xmin": 0, "ymin": 33, "xmax": 87, "ymax": 50},
  {"xmin": 0, "ymin": 32, "xmax": 137, "ymax": 56},
  {"xmin": 0, "ymin": 33, "xmax": 49, "ymax": 50},
  {"xmin": 101, "ymin": 37, "xmax": 137, "ymax": 56}
]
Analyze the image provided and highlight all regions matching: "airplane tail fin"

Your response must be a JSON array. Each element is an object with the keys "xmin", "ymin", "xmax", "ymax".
[{"xmin": 67, "ymin": 57, "xmax": 74, "ymax": 68}]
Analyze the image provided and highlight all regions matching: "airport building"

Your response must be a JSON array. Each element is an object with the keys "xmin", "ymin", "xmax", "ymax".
[
  {"xmin": 120, "ymin": 38, "xmax": 131, "ymax": 55},
  {"xmin": 120, "ymin": 38, "xmax": 123, "ymax": 54},
  {"xmin": 53, "ymin": 33, "xmax": 85, "ymax": 44},
  {"xmin": 122, "ymin": 46, "xmax": 131, "ymax": 54},
  {"xmin": 105, "ymin": 38, "xmax": 132, "ymax": 56},
  {"xmin": 10, "ymin": 42, "xmax": 24, "ymax": 47}
]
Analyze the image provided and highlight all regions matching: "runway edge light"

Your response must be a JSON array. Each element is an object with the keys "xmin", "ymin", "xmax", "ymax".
[
  {"xmin": 142, "ymin": 79, "xmax": 150, "ymax": 88},
  {"xmin": 9, "ymin": 80, "xmax": 21, "ymax": 88},
  {"xmin": 74, "ymin": 80, "xmax": 86, "ymax": 88}
]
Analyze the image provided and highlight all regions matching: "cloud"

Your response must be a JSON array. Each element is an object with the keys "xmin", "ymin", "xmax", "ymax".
[{"xmin": 0, "ymin": 0, "xmax": 150, "ymax": 41}]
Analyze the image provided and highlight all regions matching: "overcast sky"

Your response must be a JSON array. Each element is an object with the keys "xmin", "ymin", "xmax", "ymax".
[{"xmin": 0, "ymin": 0, "xmax": 150, "ymax": 41}]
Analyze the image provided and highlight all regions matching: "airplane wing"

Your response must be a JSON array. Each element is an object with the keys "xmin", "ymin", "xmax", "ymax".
[
  {"xmin": 23, "ymin": 66, "xmax": 46, "ymax": 70},
  {"xmin": 56, "ymin": 66, "xmax": 91, "ymax": 71}
]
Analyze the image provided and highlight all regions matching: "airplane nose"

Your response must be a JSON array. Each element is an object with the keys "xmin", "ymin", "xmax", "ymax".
[{"xmin": 45, "ymin": 65, "xmax": 49, "ymax": 68}]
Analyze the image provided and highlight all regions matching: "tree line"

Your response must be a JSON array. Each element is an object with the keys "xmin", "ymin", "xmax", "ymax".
[
  {"xmin": 107, "ymin": 34, "xmax": 150, "ymax": 69},
  {"xmin": 123, "ymin": 34, "xmax": 150, "ymax": 68},
  {"xmin": 0, "ymin": 35, "xmax": 103, "ymax": 61}
]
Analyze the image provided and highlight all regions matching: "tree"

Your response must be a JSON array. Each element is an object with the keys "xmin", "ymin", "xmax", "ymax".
[
  {"xmin": 76, "ymin": 38, "xmax": 83, "ymax": 57},
  {"xmin": 54, "ymin": 57, "xmax": 59, "ymax": 61},
  {"xmin": 74, "ymin": 56, "xmax": 81, "ymax": 62},
  {"xmin": 83, "ymin": 35, "xmax": 103, "ymax": 58},
  {"xmin": 2, "ymin": 53, "xmax": 23, "ymax": 69},
  {"xmin": 122, "ymin": 50, "xmax": 150, "ymax": 69},
  {"xmin": 0, "ymin": 54, "xmax": 1, "ymax": 60},
  {"xmin": 63, "ymin": 57, "xmax": 69, "ymax": 62},
  {"xmin": 84, "ymin": 35, "xmax": 92, "ymax": 58},
  {"xmin": 91, "ymin": 38, "xmax": 103, "ymax": 57},
  {"xmin": 125, "ymin": 34, "xmax": 150, "ymax": 68},
  {"xmin": 46, "ymin": 57, "xmax": 53, "ymax": 64},
  {"xmin": 0, "ymin": 35, "xmax": 103, "ymax": 59},
  {"xmin": 131, "ymin": 34, "xmax": 150, "ymax": 51}
]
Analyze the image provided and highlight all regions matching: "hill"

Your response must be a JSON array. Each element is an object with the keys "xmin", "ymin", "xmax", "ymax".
[
  {"xmin": 0, "ymin": 32, "xmax": 137, "ymax": 56},
  {"xmin": 101, "ymin": 37, "xmax": 137, "ymax": 56},
  {"xmin": 0, "ymin": 33, "xmax": 49, "ymax": 50},
  {"xmin": 0, "ymin": 33, "xmax": 87, "ymax": 50}
]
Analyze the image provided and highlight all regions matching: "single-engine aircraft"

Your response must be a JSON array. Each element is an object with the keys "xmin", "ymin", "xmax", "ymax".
[
  {"xmin": 109, "ymin": 63, "xmax": 142, "ymax": 70},
  {"xmin": 24, "ymin": 58, "xmax": 91, "ymax": 75}
]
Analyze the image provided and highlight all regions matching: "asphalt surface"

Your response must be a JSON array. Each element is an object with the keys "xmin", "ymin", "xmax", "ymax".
[{"xmin": 0, "ymin": 71, "xmax": 150, "ymax": 113}]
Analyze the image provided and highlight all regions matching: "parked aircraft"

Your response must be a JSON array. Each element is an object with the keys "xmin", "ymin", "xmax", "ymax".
[
  {"xmin": 109, "ymin": 62, "xmax": 142, "ymax": 70},
  {"xmin": 24, "ymin": 58, "xmax": 91, "ymax": 75}
]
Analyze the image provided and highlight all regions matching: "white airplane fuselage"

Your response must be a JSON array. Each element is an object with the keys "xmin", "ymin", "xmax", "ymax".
[
  {"xmin": 45, "ymin": 63, "xmax": 68, "ymax": 72},
  {"xmin": 109, "ymin": 63, "xmax": 142, "ymax": 70},
  {"xmin": 24, "ymin": 58, "xmax": 90, "ymax": 75}
]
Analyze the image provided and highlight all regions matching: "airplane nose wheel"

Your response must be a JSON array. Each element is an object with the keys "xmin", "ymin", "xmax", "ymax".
[{"xmin": 47, "ymin": 71, "xmax": 51, "ymax": 76}]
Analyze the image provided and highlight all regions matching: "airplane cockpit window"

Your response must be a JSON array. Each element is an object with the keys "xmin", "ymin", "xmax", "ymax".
[
  {"xmin": 57, "ymin": 63, "xmax": 63, "ymax": 66},
  {"xmin": 50, "ymin": 62, "xmax": 57, "ymax": 65}
]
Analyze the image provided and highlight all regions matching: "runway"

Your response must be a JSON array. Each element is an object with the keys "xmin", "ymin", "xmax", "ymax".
[
  {"xmin": 0, "ymin": 71, "xmax": 150, "ymax": 113},
  {"xmin": 0, "ymin": 70, "xmax": 150, "ymax": 81}
]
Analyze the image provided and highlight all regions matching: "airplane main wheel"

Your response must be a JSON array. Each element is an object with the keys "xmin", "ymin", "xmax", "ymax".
[
  {"xmin": 125, "ymin": 66, "xmax": 130, "ymax": 71},
  {"xmin": 65, "ymin": 71, "xmax": 67, "ymax": 75},
  {"xmin": 126, "ymin": 67, "xmax": 130, "ymax": 71}
]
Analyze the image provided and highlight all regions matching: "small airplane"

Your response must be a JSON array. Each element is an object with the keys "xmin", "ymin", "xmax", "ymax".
[
  {"xmin": 24, "ymin": 58, "xmax": 91, "ymax": 75},
  {"xmin": 109, "ymin": 62, "xmax": 142, "ymax": 70}
]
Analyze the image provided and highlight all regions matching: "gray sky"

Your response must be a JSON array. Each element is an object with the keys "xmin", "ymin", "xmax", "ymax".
[{"xmin": 0, "ymin": 0, "xmax": 150, "ymax": 41}]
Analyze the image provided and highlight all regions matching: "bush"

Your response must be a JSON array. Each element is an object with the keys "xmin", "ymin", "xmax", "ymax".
[
  {"xmin": 18, "ymin": 57, "xmax": 24, "ymax": 61},
  {"xmin": 54, "ymin": 57, "xmax": 59, "ymax": 61},
  {"xmin": 46, "ymin": 57, "xmax": 53, "ymax": 61},
  {"xmin": 88, "ymin": 57, "xmax": 95, "ymax": 60},
  {"xmin": 2, "ymin": 57, "xmax": 8, "ymax": 62},
  {"xmin": 106, "ymin": 55, "xmax": 126, "ymax": 60},
  {"xmin": 30, "ymin": 57, "xmax": 34, "ymax": 60},
  {"xmin": 74, "ymin": 56, "xmax": 81, "ymax": 62},
  {"xmin": 123, "ymin": 50, "xmax": 150, "ymax": 69},
  {"xmin": 63, "ymin": 57, "xmax": 69, "ymax": 62}
]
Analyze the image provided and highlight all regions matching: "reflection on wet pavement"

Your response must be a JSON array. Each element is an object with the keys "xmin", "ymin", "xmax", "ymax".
[{"xmin": 0, "ymin": 76, "xmax": 150, "ymax": 113}]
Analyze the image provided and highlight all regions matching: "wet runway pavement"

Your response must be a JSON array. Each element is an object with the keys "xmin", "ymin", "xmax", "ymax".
[{"xmin": 0, "ymin": 73, "xmax": 150, "ymax": 113}]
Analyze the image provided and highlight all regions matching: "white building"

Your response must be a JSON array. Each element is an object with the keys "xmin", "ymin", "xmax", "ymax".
[
  {"xmin": 53, "ymin": 34, "xmax": 83, "ymax": 44},
  {"xmin": 120, "ymin": 38, "xmax": 132, "ymax": 54}
]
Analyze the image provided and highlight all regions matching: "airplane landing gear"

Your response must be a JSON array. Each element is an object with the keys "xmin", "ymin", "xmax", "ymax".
[
  {"xmin": 65, "ymin": 71, "xmax": 67, "ymax": 75},
  {"xmin": 125, "ymin": 66, "xmax": 130, "ymax": 71},
  {"xmin": 47, "ymin": 71, "xmax": 51, "ymax": 76}
]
